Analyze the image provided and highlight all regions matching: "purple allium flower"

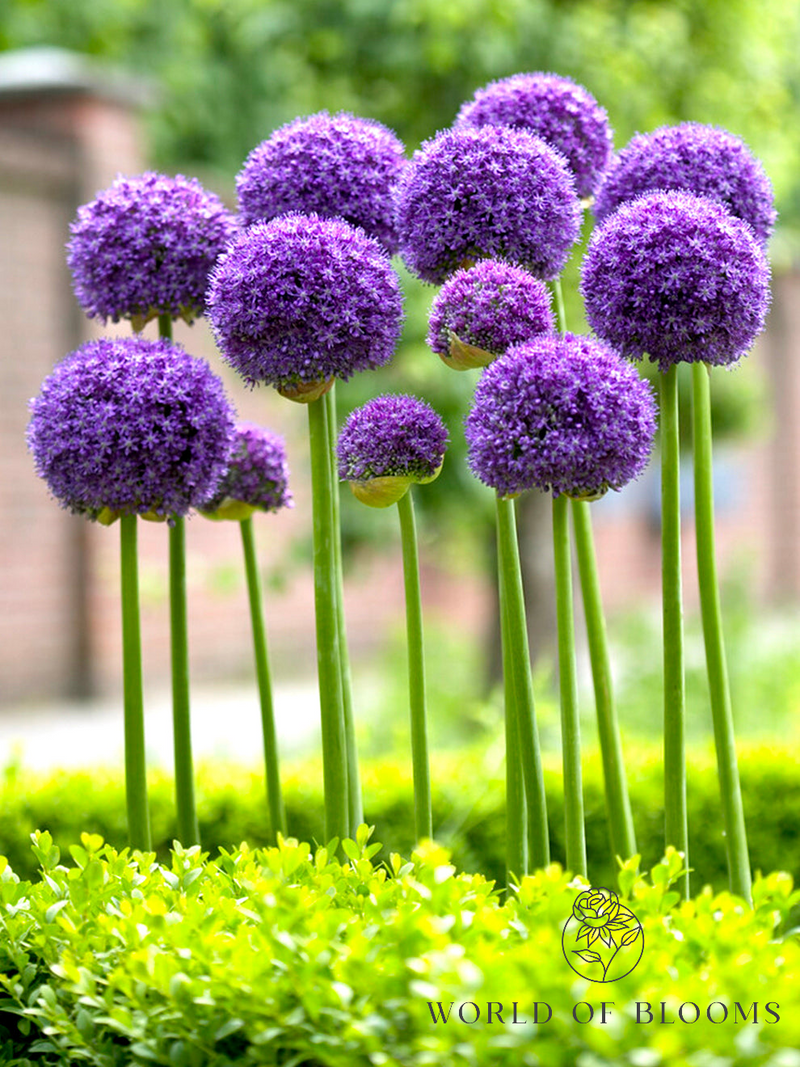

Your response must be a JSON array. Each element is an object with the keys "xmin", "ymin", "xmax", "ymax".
[
  {"xmin": 454, "ymin": 72, "xmax": 613, "ymax": 199},
  {"xmin": 201, "ymin": 424, "xmax": 293, "ymax": 518},
  {"xmin": 428, "ymin": 259, "xmax": 554, "ymax": 368},
  {"xmin": 337, "ymin": 394, "xmax": 448, "ymax": 483},
  {"xmin": 395, "ymin": 126, "xmax": 581, "ymax": 285},
  {"xmin": 236, "ymin": 111, "xmax": 406, "ymax": 252},
  {"xmin": 465, "ymin": 334, "xmax": 656, "ymax": 499},
  {"xmin": 207, "ymin": 213, "xmax": 403, "ymax": 390},
  {"xmin": 28, "ymin": 336, "xmax": 236, "ymax": 521},
  {"xmin": 67, "ymin": 172, "xmax": 238, "ymax": 328},
  {"xmin": 593, "ymin": 123, "xmax": 776, "ymax": 245},
  {"xmin": 581, "ymin": 191, "xmax": 770, "ymax": 371}
]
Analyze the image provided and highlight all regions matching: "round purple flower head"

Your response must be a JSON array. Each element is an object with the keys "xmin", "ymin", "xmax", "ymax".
[
  {"xmin": 28, "ymin": 336, "xmax": 236, "ymax": 522},
  {"xmin": 337, "ymin": 394, "xmax": 448, "ymax": 507},
  {"xmin": 582, "ymin": 190, "xmax": 770, "ymax": 371},
  {"xmin": 428, "ymin": 259, "xmax": 554, "ymax": 369},
  {"xmin": 465, "ymin": 333, "xmax": 656, "ymax": 500},
  {"xmin": 455, "ymin": 72, "xmax": 613, "ymax": 199},
  {"xmin": 593, "ymin": 123, "xmax": 776, "ymax": 245},
  {"xmin": 207, "ymin": 214, "xmax": 403, "ymax": 396},
  {"xmin": 236, "ymin": 111, "xmax": 406, "ymax": 252},
  {"xmin": 67, "ymin": 172, "xmax": 238, "ymax": 329},
  {"xmin": 201, "ymin": 424, "xmax": 293, "ymax": 521},
  {"xmin": 395, "ymin": 126, "xmax": 581, "ymax": 285}
]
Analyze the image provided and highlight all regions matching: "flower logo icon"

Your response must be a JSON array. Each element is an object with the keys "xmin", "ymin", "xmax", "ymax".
[{"xmin": 561, "ymin": 887, "xmax": 644, "ymax": 982}]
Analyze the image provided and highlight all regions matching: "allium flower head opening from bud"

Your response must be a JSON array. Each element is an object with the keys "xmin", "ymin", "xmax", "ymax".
[
  {"xmin": 28, "ymin": 336, "xmax": 236, "ymax": 521},
  {"xmin": 593, "ymin": 123, "xmax": 776, "ymax": 245},
  {"xmin": 201, "ymin": 424, "xmax": 294, "ymax": 518},
  {"xmin": 67, "ymin": 172, "xmax": 238, "ymax": 328},
  {"xmin": 236, "ymin": 111, "xmax": 406, "ymax": 252},
  {"xmin": 455, "ymin": 72, "xmax": 613, "ymax": 199},
  {"xmin": 428, "ymin": 258, "xmax": 555, "ymax": 365},
  {"xmin": 207, "ymin": 213, "xmax": 403, "ymax": 389},
  {"xmin": 337, "ymin": 394, "xmax": 449, "ymax": 484},
  {"xmin": 582, "ymin": 190, "xmax": 770, "ymax": 372},
  {"xmin": 465, "ymin": 333, "xmax": 656, "ymax": 500},
  {"xmin": 395, "ymin": 125, "xmax": 581, "ymax": 285}
]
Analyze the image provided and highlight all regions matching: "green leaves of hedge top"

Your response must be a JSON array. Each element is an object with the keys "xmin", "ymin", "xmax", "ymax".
[{"xmin": 2, "ymin": 833, "xmax": 800, "ymax": 1065}]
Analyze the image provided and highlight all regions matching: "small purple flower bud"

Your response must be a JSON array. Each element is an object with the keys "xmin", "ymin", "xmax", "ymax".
[
  {"xmin": 206, "ymin": 213, "xmax": 403, "ymax": 395},
  {"xmin": 395, "ymin": 126, "xmax": 581, "ymax": 285},
  {"xmin": 465, "ymin": 334, "xmax": 656, "ymax": 500},
  {"xmin": 428, "ymin": 259, "xmax": 555, "ymax": 369},
  {"xmin": 27, "ymin": 336, "xmax": 236, "ymax": 522},
  {"xmin": 200, "ymin": 424, "xmax": 293, "ymax": 521},
  {"xmin": 67, "ymin": 172, "xmax": 238, "ymax": 329},
  {"xmin": 582, "ymin": 190, "xmax": 771, "ymax": 371},
  {"xmin": 455, "ymin": 72, "xmax": 613, "ymax": 199},
  {"xmin": 593, "ymin": 123, "xmax": 776, "ymax": 246},
  {"xmin": 337, "ymin": 394, "xmax": 449, "ymax": 508},
  {"xmin": 236, "ymin": 111, "xmax": 406, "ymax": 252}
]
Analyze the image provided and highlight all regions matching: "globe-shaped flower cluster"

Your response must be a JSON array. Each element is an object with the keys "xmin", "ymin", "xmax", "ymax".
[
  {"xmin": 207, "ymin": 213, "xmax": 404, "ymax": 391},
  {"xmin": 201, "ymin": 424, "xmax": 293, "ymax": 521},
  {"xmin": 582, "ymin": 190, "xmax": 770, "ymax": 371},
  {"xmin": 428, "ymin": 259, "xmax": 554, "ymax": 368},
  {"xmin": 455, "ymin": 72, "xmax": 613, "ymax": 199},
  {"xmin": 593, "ymin": 123, "xmax": 776, "ymax": 245},
  {"xmin": 396, "ymin": 126, "xmax": 581, "ymax": 284},
  {"xmin": 67, "ymin": 172, "xmax": 238, "ymax": 328},
  {"xmin": 236, "ymin": 111, "xmax": 406, "ymax": 252},
  {"xmin": 465, "ymin": 334, "xmax": 656, "ymax": 499},
  {"xmin": 28, "ymin": 337, "xmax": 236, "ymax": 521}
]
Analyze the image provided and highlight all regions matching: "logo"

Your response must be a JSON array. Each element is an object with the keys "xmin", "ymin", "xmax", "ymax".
[{"xmin": 561, "ymin": 887, "xmax": 644, "ymax": 982}]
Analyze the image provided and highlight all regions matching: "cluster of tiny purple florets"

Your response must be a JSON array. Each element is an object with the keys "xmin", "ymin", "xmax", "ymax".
[
  {"xmin": 67, "ymin": 172, "xmax": 238, "ymax": 325},
  {"xmin": 455, "ymin": 72, "xmax": 613, "ymax": 199},
  {"xmin": 337, "ymin": 395, "xmax": 449, "ymax": 482},
  {"xmin": 582, "ymin": 190, "xmax": 771, "ymax": 371},
  {"xmin": 206, "ymin": 213, "xmax": 403, "ymax": 387},
  {"xmin": 465, "ymin": 334, "xmax": 656, "ymax": 499},
  {"xmin": 201, "ymin": 424, "xmax": 293, "ymax": 514},
  {"xmin": 28, "ymin": 337, "xmax": 236, "ymax": 520},
  {"xmin": 593, "ymin": 123, "xmax": 776, "ymax": 245},
  {"xmin": 427, "ymin": 259, "xmax": 554, "ymax": 360},
  {"xmin": 395, "ymin": 126, "xmax": 581, "ymax": 285},
  {"xmin": 236, "ymin": 111, "xmax": 406, "ymax": 252}
]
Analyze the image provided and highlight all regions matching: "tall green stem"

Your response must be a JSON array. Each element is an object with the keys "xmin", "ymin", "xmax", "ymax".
[
  {"xmin": 120, "ymin": 514, "xmax": 151, "ymax": 851},
  {"xmin": 157, "ymin": 313, "xmax": 199, "ymax": 847},
  {"xmin": 499, "ymin": 561, "xmax": 527, "ymax": 883},
  {"xmin": 241, "ymin": 516, "xmax": 286, "ymax": 841},
  {"xmin": 661, "ymin": 364, "xmax": 689, "ymax": 899},
  {"xmin": 397, "ymin": 489, "xmax": 433, "ymax": 841},
  {"xmin": 691, "ymin": 362, "xmax": 751, "ymax": 902},
  {"xmin": 496, "ymin": 495, "xmax": 550, "ymax": 869},
  {"xmin": 551, "ymin": 277, "xmax": 636, "ymax": 866},
  {"xmin": 553, "ymin": 494, "xmax": 587, "ymax": 877},
  {"xmin": 326, "ymin": 385, "xmax": 362, "ymax": 834},
  {"xmin": 308, "ymin": 397, "xmax": 349, "ymax": 844},
  {"xmin": 572, "ymin": 500, "xmax": 636, "ymax": 862}
]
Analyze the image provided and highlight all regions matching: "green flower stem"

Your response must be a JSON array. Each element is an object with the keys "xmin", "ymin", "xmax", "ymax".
[
  {"xmin": 499, "ymin": 559, "xmax": 528, "ymax": 883},
  {"xmin": 496, "ymin": 494, "xmax": 550, "ymax": 869},
  {"xmin": 326, "ymin": 385, "xmax": 362, "ymax": 834},
  {"xmin": 119, "ymin": 513, "xmax": 151, "ymax": 851},
  {"xmin": 156, "ymin": 313, "xmax": 199, "ymax": 847},
  {"xmin": 572, "ymin": 500, "xmax": 637, "ymax": 862},
  {"xmin": 661, "ymin": 363, "xmax": 689, "ymax": 900},
  {"xmin": 240, "ymin": 516, "xmax": 286, "ymax": 841},
  {"xmin": 552, "ymin": 493, "xmax": 587, "ymax": 877},
  {"xmin": 397, "ymin": 488, "xmax": 433, "ymax": 841},
  {"xmin": 308, "ymin": 396, "xmax": 349, "ymax": 844},
  {"xmin": 691, "ymin": 362, "xmax": 752, "ymax": 902},
  {"xmin": 550, "ymin": 277, "xmax": 636, "ymax": 865}
]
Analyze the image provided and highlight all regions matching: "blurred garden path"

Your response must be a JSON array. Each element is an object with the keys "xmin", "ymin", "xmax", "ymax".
[{"xmin": 0, "ymin": 679, "xmax": 320, "ymax": 771}]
